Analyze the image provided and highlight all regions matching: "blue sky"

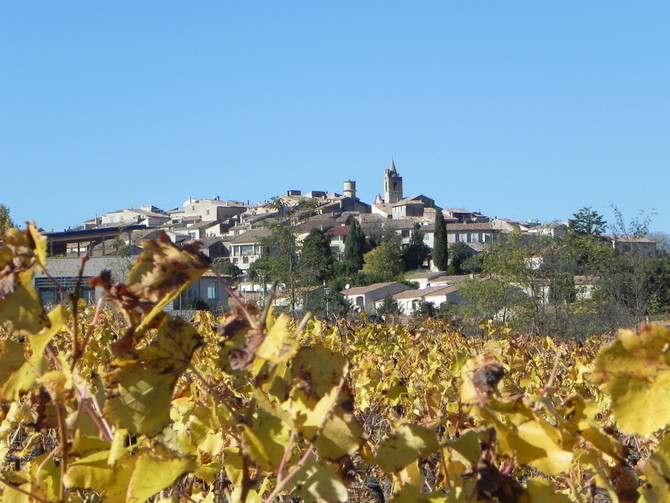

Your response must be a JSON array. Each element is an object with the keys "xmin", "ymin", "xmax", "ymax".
[{"xmin": 2, "ymin": 2, "xmax": 669, "ymax": 233}]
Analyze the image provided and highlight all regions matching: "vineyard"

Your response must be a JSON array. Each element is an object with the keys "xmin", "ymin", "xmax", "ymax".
[{"xmin": 1, "ymin": 224, "xmax": 670, "ymax": 502}]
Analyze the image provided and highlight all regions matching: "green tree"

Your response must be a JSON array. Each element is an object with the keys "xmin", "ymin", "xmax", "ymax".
[
  {"xmin": 212, "ymin": 258, "xmax": 242, "ymax": 284},
  {"xmin": 433, "ymin": 211, "xmax": 448, "ymax": 271},
  {"xmin": 569, "ymin": 207, "xmax": 607, "ymax": 236},
  {"xmin": 259, "ymin": 222, "xmax": 300, "ymax": 312},
  {"xmin": 401, "ymin": 229, "xmax": 430, "ymax": 271},
  {"xmin": 362, "ymin": 240, "xmax": 403, "ymax": 282},
  {"xmin": 0, "ymin": 204, "xmax": 15, "ymax": 234},
  {"xmin": 457, "ymin": 276, "xmax": 529, "ymax": 329},
  {"xmin": 344, "ymin": 219, "xmax": 368, "ymax": 270},
  {"xmin": 301, "ymin": 286, "xmax": 352, "ymax": 318},
  {"xmin": 376, "ymin": 295, "xmax": 402, "ymax": 316},
  {"xmin": 299, "ymin": 229, "xmax": 334, "ymax": 286},
  {"xmin": 449, "ymin": 242, "xmax": 473, "ymax": 275}
]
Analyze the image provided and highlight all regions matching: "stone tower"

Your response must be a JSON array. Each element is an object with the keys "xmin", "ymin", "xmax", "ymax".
[
  {"xmin": 343, "ymin": 180, "xmax": 356, "ymax": 199},
  {"xmin": 383, "ymin": 160, "xmax": 403, "ymax": 204}
]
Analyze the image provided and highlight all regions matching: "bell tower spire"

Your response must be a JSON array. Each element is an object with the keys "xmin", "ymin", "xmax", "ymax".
[{"xmin": 383, "ymin": 160, "xmax": 403, "ymax": 204}]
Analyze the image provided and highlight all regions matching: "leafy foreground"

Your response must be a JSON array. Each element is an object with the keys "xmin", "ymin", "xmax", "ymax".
[{"xmin": 0, "ymin": 225, "xmax": 669, "ymax": 502}]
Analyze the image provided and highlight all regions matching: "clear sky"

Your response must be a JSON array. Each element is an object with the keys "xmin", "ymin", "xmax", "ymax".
[{"xmin": 2, "ymin": 2, "xmax": 669, "ymax": 233}]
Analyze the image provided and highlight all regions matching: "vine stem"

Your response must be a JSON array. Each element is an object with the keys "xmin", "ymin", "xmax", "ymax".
[
  {"xmin": 276, "ymin": 430, "xmax": 297, "ymax": 481},
  {"xmin": 54, "ymin": 401, "xmax": 69, "ymax": 502},
  {"xmin": 541, "ymin": 346, "xmax": 563, "ymax": 396},
  {"xmin": 263, "ymin": 367, "xmax": 349, "ymax": 503},
  {"xmin": 188, "ymin": 364, "xmax": 244, "ymax": 427},
  {"xmin": 0, "ymin": 477, "xmax": 50, "ymax": 503}
]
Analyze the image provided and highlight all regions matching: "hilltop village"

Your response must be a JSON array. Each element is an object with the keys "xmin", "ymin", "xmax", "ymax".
[{"xmin": 38, "ymin": 162, "xmax": 657, "ymax": 321}]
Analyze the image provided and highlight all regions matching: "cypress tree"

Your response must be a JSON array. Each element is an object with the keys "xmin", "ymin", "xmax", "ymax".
[
  {"xmin": 344, "ymin": 219, "xmax": 367, "ymax": 270},
  {"xmin": 433, "ymin": 211, "xmax": 448, "ymax": 271}
]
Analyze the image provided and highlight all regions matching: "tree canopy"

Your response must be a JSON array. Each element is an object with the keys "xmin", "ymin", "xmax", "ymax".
[
  {"xmin": 0, "ymin": 204, "xmax": 14, "ymax": 234},
  {"xmin": 568, "ymin": 207, "xmax": 607, "ymax": 235},
  {"xmin": 298, "ymin": 228, "xmax": 334, "ymax": 286},
  {"xmin": 433, "ymin": 211, "xmax": 448, "ymax": 271},
  {"xmin": 344, "ymin": 219, "xmax": 367, "ymax": 270},
  {"xmin": 362, "ymin": 240, "xmax": 403, "ymax": 282},
  {"xmin": 401, "ymin": 229, "xmax": 430, "ymax": 271}
]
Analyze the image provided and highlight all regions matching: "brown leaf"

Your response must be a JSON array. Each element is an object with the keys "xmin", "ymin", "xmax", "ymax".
[
  {"xmin": 476, "ymin": 458, "xmax": 528, "ymax": 503},
  {"xmin": 472, "ymin": 356, "xmax": 505, "ymax": 395},
  {"xmin": 126, "ymin": 231, "xmax": 210, "ymax": 304}
]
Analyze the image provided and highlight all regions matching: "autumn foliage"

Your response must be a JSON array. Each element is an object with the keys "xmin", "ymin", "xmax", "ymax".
[{"xmin": 1, "ymin": 224, "xmax": 669, "ymax": 502}]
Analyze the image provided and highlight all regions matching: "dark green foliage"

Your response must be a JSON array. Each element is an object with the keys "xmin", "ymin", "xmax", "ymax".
[
  {"xmin": 301, "ymin": 287, "xmax": 352, "ymax": 318},
  {"xmin": 414, "ymin": 301, "xmax": 436, "ymax": 319},
  {"xmin": 212, "ymin": 259, "xmax": 242, "ymax": 279},
  {"xmin": 332, "ymin": 260, "xmax": 359, "ymax": 278},
  {"xmin": 248, "ymin": 255, "xmax": 274, "ymax": 284},
  {"xmin": 344, "ymin": 220, "xmax": 368, "ymax": 270},
  {"xmin": 569, "ymin": 207, "xmax": 607, "ymax": 235},
  {"xmin": 401, "ymin": 230, "xmax": 430, "ymax": 271},
  {"xmin": 449, "ymin": 242, "xmax": 473, "ymax": 275},
  {"xmin": 433, "ymin": 211, "xmax": 448, "ymax": 271},
  {"xmin": 376, "ymin": 295, "xmax": 402, "ymax": 316},
  {"xmin": 299, "ymin": 229, "xmax": 334, "ymax": 286}
]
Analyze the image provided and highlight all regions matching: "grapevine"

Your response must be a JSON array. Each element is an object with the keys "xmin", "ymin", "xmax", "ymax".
[{"xmin": 0, "ymin": 224, "xmax": 669, "ymax": 502}]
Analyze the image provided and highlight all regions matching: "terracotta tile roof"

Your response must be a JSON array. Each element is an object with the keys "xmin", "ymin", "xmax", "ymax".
[
  {"xmin": 446, "ymin": 223, "xmax": 496, "ymax": 231},
  {"xmin": 228, "ymin": 228, "xmax": 270, "ymax": 244},
  {"xmin": 392, "ymin": 285, "xmax": 458, "ymax": 300},
  {"xmin": 341, "ymin": 282, "xmax": 403, "ymax": 296},
  {"xmin": 324, "ymin": 226, "xmax": 349, "ymax": 236}
]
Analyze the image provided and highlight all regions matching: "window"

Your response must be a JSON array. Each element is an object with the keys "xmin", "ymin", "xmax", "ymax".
[
  {"xmin": 207, "ymin": 283, "xmax": 218, "ymax": 300},
  {"xmin": 206, "ymin": 209, "xmax": 210, "ymax": 215}
]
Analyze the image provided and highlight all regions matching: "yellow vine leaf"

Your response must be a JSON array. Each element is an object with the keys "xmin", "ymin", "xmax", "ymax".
[
  {"xmin": 388, "ymin": 485, "xmax": 457, "ymax": 502},
  {"xmin": 525, "ymin": 477, "xmax": 572, "ymax": 502},
  {"xmin": 446, "ymin": 429, "xmax": 484, "ymax": 468},
  {"xmin": 66, "ymin": 447, "xmax": 196, "ymax": 502},
  {"xmin": 223, "ymin": 447, "xmax": 245, "ymax": 488},
  {"xmin": 477, "ymin": 400, "xmax": 573, "ymax": 475},
  {"xmin": 27, "ymin": 305, "xmax": 67, "ymax": 373},
  {"xmin": 0, "ymin": 224, "xmax": 50, "ymax": 335},
  {"xmin": 241, "ymin": 410, "xmax": 291, "ymax": 471},
  {"xmin": 392, "ymin": 459, "xmax": 424, "ymax": 491},
  {"xmin": 65, "ymin": 450, "xmax": 121, "ymax": 496},
  {"xmin": 126, "ymin": 450, "xmax": 197, "ymax": 502},
  {"xmin": 254, "ymin": 313, "xmax": 298, "ymax": 365},
  {"xmin": 285, "ymin": 454, "xmax": 348, "ymax": 503},
  {"xmin": 590, "ymin": 325, "xmax": 670, "ymax": 436},
  {"xmin": 103, "ymin": 315, "xmax": 203, "ymax": 436},
  {"xmin": 639, "ymin": 434, "xmax": 670, "ymax": 502},
  {"xmin": 0, "ymin": 341, "xmax": 37, "ymax": 401},
  {"xmin": 291, "ymin": 345, "xmax": 348, "ymax": 398},
  {"xmin": 286, "ymin": 345, "xmax": 364, "ymax": 460},
  {"xmin": 316, "ymin": 407, "xmax": 365, "ymax": 460},
  {"xmin": 374, "ymin": 422, "xmax": 439, "ymax": 473},
  {"xmin": 26, "ymin": 454, "xmax": 60, "ymax": 503}
]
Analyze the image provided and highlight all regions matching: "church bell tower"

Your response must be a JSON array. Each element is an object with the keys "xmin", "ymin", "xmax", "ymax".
[{"xmin": 383, "ymin": 160, "xmax": 403, "ymax": 204}]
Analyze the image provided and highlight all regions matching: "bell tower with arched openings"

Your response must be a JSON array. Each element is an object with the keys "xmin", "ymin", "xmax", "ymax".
[{"xmin": 383, "ymin": 160, "xmax": 403, "ymax": 204}]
